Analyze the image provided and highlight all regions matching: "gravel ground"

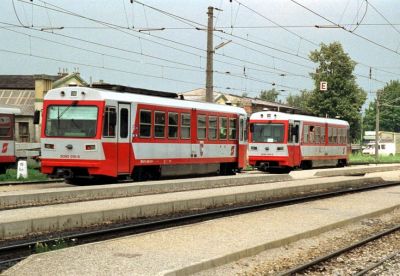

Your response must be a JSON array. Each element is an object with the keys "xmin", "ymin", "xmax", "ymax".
[{"xmin": 195, "ymin": 208, "xmax": 400, "ymax": 276}]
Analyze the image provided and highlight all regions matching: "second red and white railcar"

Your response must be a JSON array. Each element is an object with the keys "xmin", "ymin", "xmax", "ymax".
[
  {"xmin": 40, "ymin": 87, "xmax": 248, "ymax": 182},
  {"xmin": 248, "ymin": 111, "xmax": 350, "ymax": 172},
  {"xmin": 0, "ymin": 107, "xmax": 20, "ymax": 174}
]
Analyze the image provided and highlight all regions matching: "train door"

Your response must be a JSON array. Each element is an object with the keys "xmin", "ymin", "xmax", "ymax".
[
  {"xmin": 288, "ymin": 120, "xmax": 301, "ymax": 166},
  {"xmin": 190, "ymin": 109, "xmax": 197, "ymax": 158},
  {"xmin": 117, "ymin": 103, "xmax": 131, "ymax": 174},
  {"xmin": 324, "ymin": 123, "xmax": 329, "ymax": 157},
  {"xmin": 237, "ymin": 115, "xmax": 247, "ymax": 168}
]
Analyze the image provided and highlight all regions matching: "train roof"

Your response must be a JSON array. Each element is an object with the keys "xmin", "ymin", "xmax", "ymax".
[
  {"xmin": 45, "ymin": 87, "xmax": 247, "ymax": 115},
  {"xmin": 0, "ymin": 106, "xmax": 21, "ymax": 115},
  {"xmin": 250, "ymin": 111, "xmax": 349, "ymax": 126}
]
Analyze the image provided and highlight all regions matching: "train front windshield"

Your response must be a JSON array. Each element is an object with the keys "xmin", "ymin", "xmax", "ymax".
[
  {"xmin": 45, "ymin": 105, "xmax": 98, "ymax": 137},
  {"xmin": 251, "ymin": 123, "xmax": 284, "ymax": 143}
]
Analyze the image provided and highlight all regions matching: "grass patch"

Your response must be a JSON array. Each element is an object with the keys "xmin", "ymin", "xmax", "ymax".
[
  {"xmin": 349, "ymin": 153, "xmax": 400, "ymax": 164},
  {"xmin": 34, "ymin": 239, "xmax": 69, "ymax": 253},
  {"xmin": 0, "ymin": 168, "xmax": 49, "ymax": 182}
]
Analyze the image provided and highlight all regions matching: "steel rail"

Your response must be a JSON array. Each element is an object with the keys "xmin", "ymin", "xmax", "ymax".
[
  {"xmin": 279, "ymin": 224, "xmax": 400, "ymax": 275},
  {"xmin": 1, "ymin": 180, "xmax": 399, "ymax": 271},
  {"xmin": 354, "ymin": 250, "xmax": 400, "ymax": 276}
]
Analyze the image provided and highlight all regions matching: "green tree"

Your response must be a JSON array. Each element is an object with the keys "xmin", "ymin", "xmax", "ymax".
[
  {"xmin": 285, "ymin": 89, "xmax": 312, "ymax": 112},
  {"xmin": 308, "ymin": 42, "xmax": 366, "ymax": 140},
  {"xmin": 363, "ymin": 80, "xmax": 400, "ymax": 132},
  {"xmin": 259, "ymin": 88, "xmax": 279, "ymax": 102}
]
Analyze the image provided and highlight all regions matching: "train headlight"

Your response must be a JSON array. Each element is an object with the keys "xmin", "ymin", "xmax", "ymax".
[
  {"xmin": 85, "ymin": 144, "xmax": 96, "ymax": 151},
  {"xmin": 44, "ymin": 143, "xmax": 55, "ymax": 149}
]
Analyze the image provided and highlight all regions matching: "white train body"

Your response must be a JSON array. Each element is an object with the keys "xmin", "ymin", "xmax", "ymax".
[
  {"xmin": 248, "ymin": 111, "xmax": 350, "ymax": 170},
  {"xmin": 41, "ymin": 87, "xmax": 248, "ymax": 180},
  {"xmin": 0, "ymin": 107, "xmax": 20, "ymax": 173}
]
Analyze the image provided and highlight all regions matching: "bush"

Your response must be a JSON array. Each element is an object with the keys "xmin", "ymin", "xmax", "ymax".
[
  {"xmin": 0, "ymin": 168, "xmax": 48, "ymax": 182},
  {"xmin": 349, "ymin": 153, "xmax": 400, "ymax": 164}
]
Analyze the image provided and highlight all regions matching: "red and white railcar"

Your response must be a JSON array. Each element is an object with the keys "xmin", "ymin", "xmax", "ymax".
[
  {"xmin": 248, "ymin": 111, "xmax": 350, "ymax": 171},
  {"xmin": 40, "ymin": 87, "xmax": 248, "ymax": 182},
  {"xmin": 0, "ymin": 106, "xmax": 20, "ymax": 173}
]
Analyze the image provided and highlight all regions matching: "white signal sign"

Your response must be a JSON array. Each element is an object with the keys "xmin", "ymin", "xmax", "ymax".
[{"xmin": 320, "ymin": 81, "xmax": 328, "ymax": 91}]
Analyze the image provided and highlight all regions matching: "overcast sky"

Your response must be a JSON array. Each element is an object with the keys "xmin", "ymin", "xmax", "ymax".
[{"xmin": 1, "ymin": 0, "xmax": 399, "ymax": 105}]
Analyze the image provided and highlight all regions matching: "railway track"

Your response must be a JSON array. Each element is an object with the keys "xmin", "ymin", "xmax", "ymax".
[
  {"xmin": 279, "ymin": 224, "xmax": 400, "ymax": 275},
  {"xmin": 1, "ymin": 179, "xmax": 399, "ymax": 273}
]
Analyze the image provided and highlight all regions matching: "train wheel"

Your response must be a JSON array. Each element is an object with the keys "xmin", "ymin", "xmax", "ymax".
[
  {"xmin": 337, "ymin": 159, "xmax": 347, "ymax": 167},
  {"xmin": 132, "ymin": 166, "xmax": 161, "ymax": 181},
  {"xmin": 65, "ymin": 177, "xmax": 87, "ymax": 185},
  {"xmin": 300, "ymin": 160, "xmax": 312, "ymax": 170},
  {"xmin": 220, "ymin": 163, "xmax": 236, "ymax": 175}
]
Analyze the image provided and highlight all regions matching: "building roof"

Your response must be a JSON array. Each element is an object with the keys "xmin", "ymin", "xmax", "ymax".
[
  {"xmin": 181, "ymin": 88, "xmax": 300, "ymax": 112},
  {"xmin": 53, "ymin": 72, "xmax": 88, "ymax": 88},
  {"xmin": 0, "ymin": 90, "xmax": 34, "ymax": 116},
  {"xmin": 0, "ymin": 75, "xmax": 61, "ymax": 89}
]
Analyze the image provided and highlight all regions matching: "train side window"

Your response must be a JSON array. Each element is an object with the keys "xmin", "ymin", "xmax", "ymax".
[
  {"xmin": 168, "ymin": 112, "xmax": 178, "ymax": 139},
  {"xmin": 0, "ymin": 115, "xmax": 12, "ymax": 139},
  {"xmin": 208, "ymin": 116, "xmax": 217, "ymax": 140},
  {"xmin": 229, "ymin": 118, "xmax": 237, "ymax": 140},
  {"xmin": 139, "ymin": 110, "xmax": 152, "ymax": 138},
  {"xmin": 328, "ymin": 127, "xmax": 333, "ymax": 143},
  {"xmin": 181, "ymin": 113, "xmax": 191, "ymax": 139},
  {"xmin": 321, "ymin": 127, "xmax": 325, "ymax": 144},
  {"xmin": 120, "ymin": 108, "xmax": 129, "ymax": 138},
  {"xmin": 303, "ymin": 125, "xmax": 308, "ymax": 143},
  {"xmin": 219, "ymin": 117, "xmax": 227, "ymax": 139},
  {"xmin": 244, "ymin": 118, "xmax": 248, "ymax": 141},
  {"xmin": 103, "ymin": 106, "xmax": 116, "ymax": 138},
  {"xmin": 197, "ymin": 115, "xmax": 206, "ymax": 140},
  {"xmin": 343, "ymin": 129, "xmax": 346, "ymax": 143},
  {"xmin": 343, "ymin": 128, "xmax": 346, "ymax": 143},
  {"xmin": 333, "ymin": 128, "xmax": 338, "ymax": 144},
  {"xmin": 315, "ymin": 126, "xmax": 320, "ymax": 143},
  {"xmin": 154, "ymin": 111, "xmax": 165, "ymax": 138},
  {"xmin": 309, "ymin": 126, "xmax": 315, "ymax": 143}
]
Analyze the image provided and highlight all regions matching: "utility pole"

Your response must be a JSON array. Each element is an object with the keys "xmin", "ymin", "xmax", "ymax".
[
  {"xmin": 375, "ymin": 90, "xmax": 380, "ymax": 162},
  {"xmin": 205, "ymin": 6, "xmax": 214, "ymax": 103}
]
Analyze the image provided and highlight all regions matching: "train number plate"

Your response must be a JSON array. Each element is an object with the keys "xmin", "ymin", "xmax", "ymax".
[{"xmin": 60, "ymin": 154, "xmax": 81, "ymax": 159}]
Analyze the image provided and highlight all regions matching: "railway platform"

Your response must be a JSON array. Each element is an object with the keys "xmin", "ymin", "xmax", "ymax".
[
  {"xmin": 4, "ymin": 170, "xmax": 400, "ymax": 276},
  {"xmin": 0, "ymin": 175, "xmax": 385, "ymax": 240},
  {"xmin": 0, "ymin": 165, "xmax": 398, "ymax": 240}
]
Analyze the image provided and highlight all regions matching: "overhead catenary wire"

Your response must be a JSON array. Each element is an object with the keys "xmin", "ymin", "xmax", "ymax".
[
  {"xmin": 9, "ymin": 0, "xmax": 396, "ymax": 94},
  {"xmin": 15, "ymin": 0, "xmax": 396, "ymax": 84},
  {"xmin": 13, "ymin": 0, "xmax": 314, "ymax": 84},
  {"xmin": 0, "ymin": 48, "xmax": 204, "ymax": 87},
  {"xmin": 367, "ymin": 0, "xmax": 400, "ymax": 37},
  {"xmin": 0, "ymin": 23, "xmax": 307, "ymax": 95},
  {"xmin": 288, "ymin": 0, "xmax": 400, "ymax": 57},
  {"xmin": 132, "ymin": 0, "xmax": 395, "ymax": 83},
  {"xmin": 0, "ymin": 21, "xmax": 309, "ymax": 93}
]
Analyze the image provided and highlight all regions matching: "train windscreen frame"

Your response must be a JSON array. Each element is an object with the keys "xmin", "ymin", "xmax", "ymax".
[
  {"xmin": 251, "ymin": 123, "xmax": 284, "ymax": 143},
  {"xmin": 45, "ymin": 105, "xmax": 98, "ymax": 138}
]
